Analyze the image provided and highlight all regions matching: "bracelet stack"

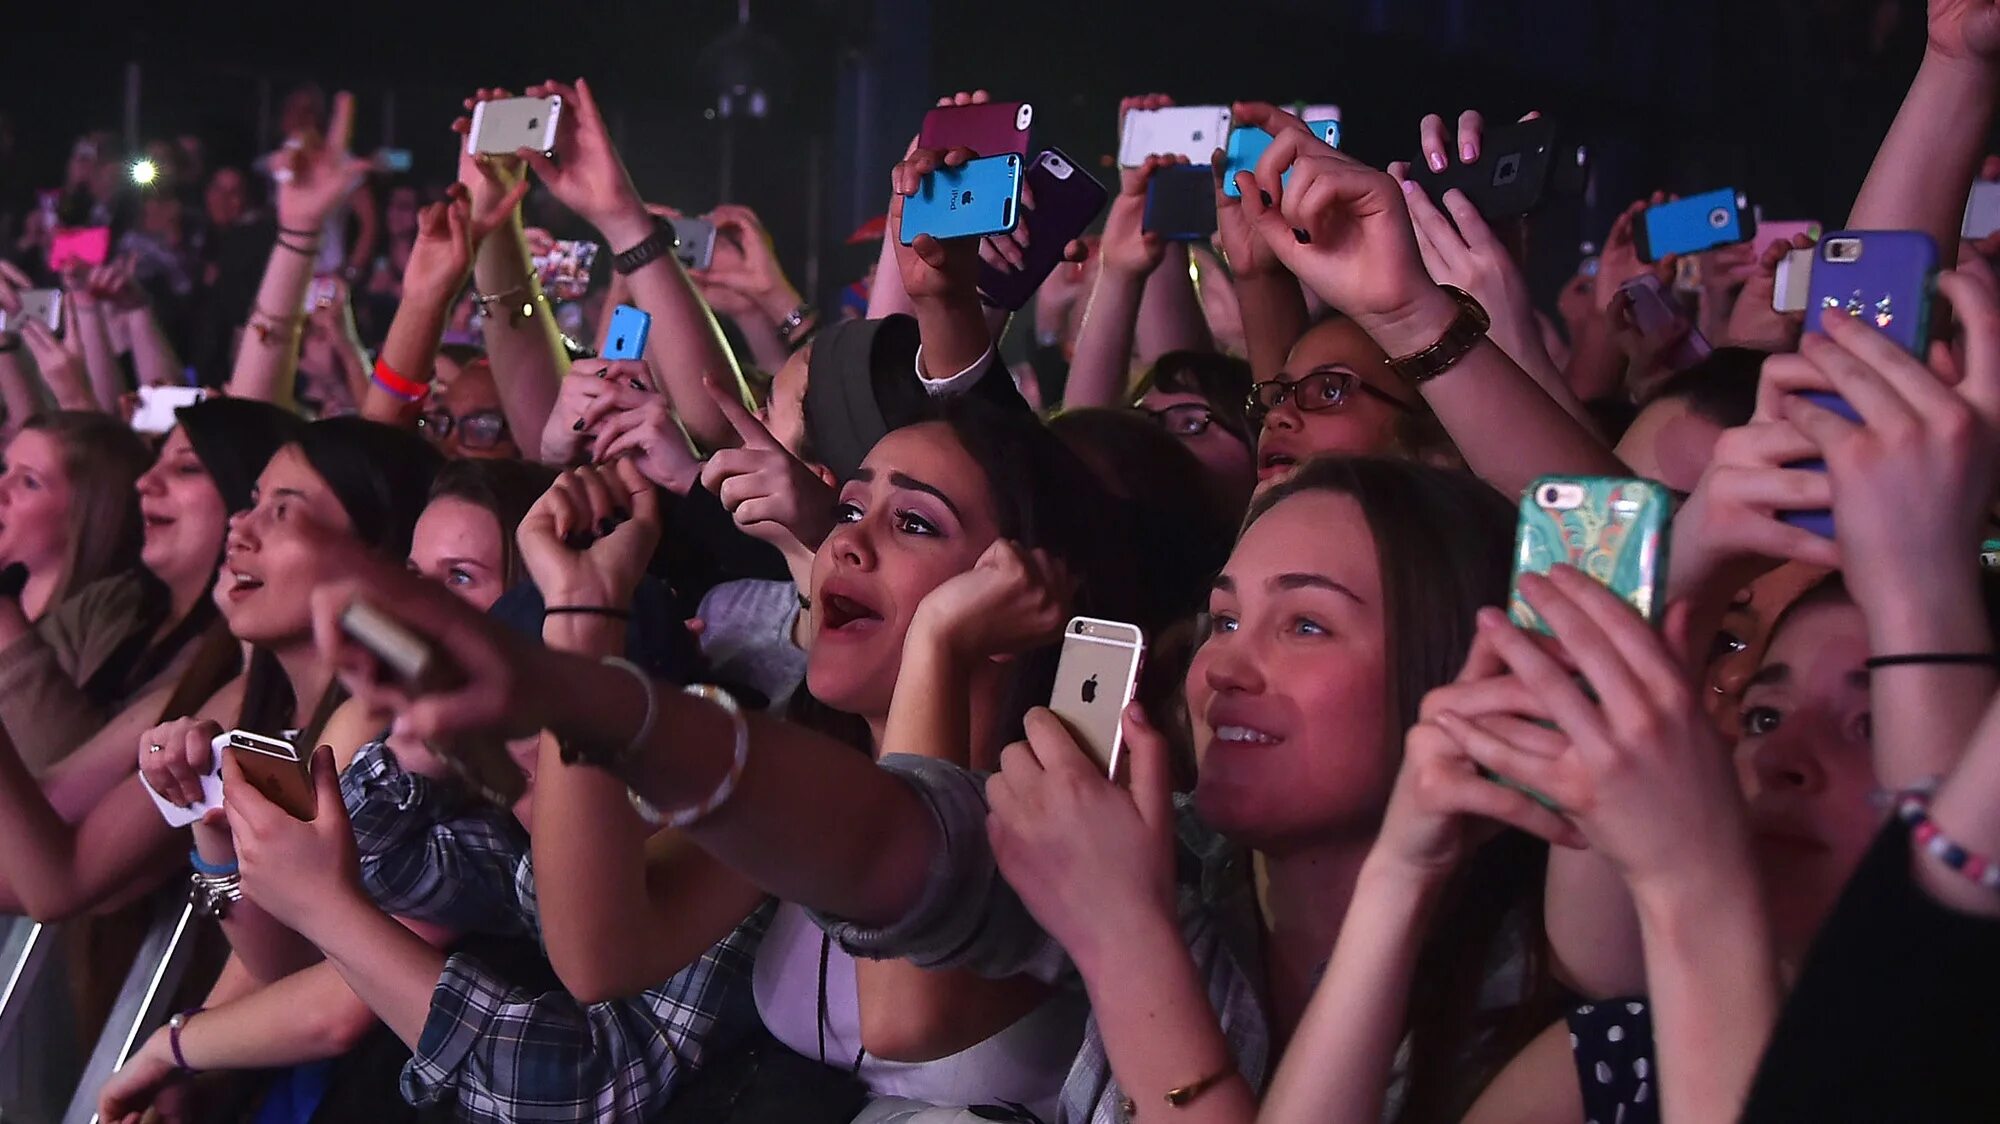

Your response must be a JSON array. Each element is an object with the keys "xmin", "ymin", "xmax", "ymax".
[
  {"xmin": 640, "ymin": 684, "xmax": 749, "ymax": 830},
  {"xmin": 1896, "ymin": 788, "xmax": 2000, "ymax": 894},
  {"xmin": 276, "ymin": 224, "xmax": 321, "ymax": 259}
]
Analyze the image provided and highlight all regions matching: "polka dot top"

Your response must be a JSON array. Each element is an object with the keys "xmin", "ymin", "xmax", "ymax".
[{"xmin": 1566, "ymin": 997, "xmax": 1658, "ymax": 1124}]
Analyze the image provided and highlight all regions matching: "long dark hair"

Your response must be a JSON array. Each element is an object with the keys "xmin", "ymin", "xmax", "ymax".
[
  {"xmin": 237, "ymin": 419, "xmax": 443, "ymax": 741},
  {"xmin": 1243, "ymin": 457, "xmax": 1558, "ymax": 1123}
]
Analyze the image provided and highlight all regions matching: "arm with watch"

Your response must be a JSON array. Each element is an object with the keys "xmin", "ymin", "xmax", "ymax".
[
  {"xmin": 1232, "ymin": 105, "xmax": 1625, "ymax": 497},
  {"xmin": 690, "ymin": 202, "xmax": 818, "ymax": 374},
  {"xmin": 515, "ymin": 78, "xmax": 751, "ymax": 455}
]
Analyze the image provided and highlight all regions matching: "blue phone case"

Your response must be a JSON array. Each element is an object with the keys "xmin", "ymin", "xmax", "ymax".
[
  {"xmin": 1639, "ymin": 188, "xmax": 1751, "ymax": 261},
  {"xmin": 1219, "ymin": 120, "xmax": 1341, "ymax": 199},
  {"xmin": 603, "ymin": 305, "xmax": 651, "ymax": 360},
  {"xmin": 1782, "ymin": 230, "xmax": 1939, "ymax": 538},
  {"xmin": 900, "ymin": 155, "xmax": 1023, "ymax": 244}
]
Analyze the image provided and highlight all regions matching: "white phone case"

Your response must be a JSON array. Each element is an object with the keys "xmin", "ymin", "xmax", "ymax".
[
  {"xmin": 1118, "ymin": 106, "xmax": 1232, "ymax": 167},
  {"xmin": 467, "ymin": 96, "xmax": 562, "ymax": 157},
  {"xmin": 1773, "ymin": 247, "xmax": 1815, "ymax": 313},
  {"xmin": 131, "ymin": 387, "xmax": 208, "ymax": 435},
  {"xmin": 1963, "ymin": 181, "xmax": 2000, "ymax": 240},
  {"xmin": 138, "ymin": 738, "xmax": 229, "ymax": 828}
]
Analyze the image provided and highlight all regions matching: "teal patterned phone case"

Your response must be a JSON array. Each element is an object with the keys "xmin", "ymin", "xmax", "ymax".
[{"xmin": 1509, "ymin": 477, "xmax": 1673, "ymax": 633}]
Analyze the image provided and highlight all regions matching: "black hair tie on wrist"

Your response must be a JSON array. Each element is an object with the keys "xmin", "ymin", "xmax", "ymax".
[
  {"xmin": 1863, "ymin": 652, "xmax": 2000, "ymax": 670},
  {"xmin": 543, "ymin": 605, "xmax": 634, "ymax": 621}
]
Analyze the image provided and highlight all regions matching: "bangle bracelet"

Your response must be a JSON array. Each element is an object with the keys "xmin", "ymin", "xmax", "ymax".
[
  {"xmin": 168, "ymin": 1007, "xmax": 205, "ymax": 1073},
  {"xmin": 1864, "ymin": 652, "xmax": 2000, "ymax": 670},
  {"xmin": 543, "ymin": 605, "xmax": 633, "ymax": 620},
  {"xmin": 1897, "ymin": 789, "xmax": 2000, "ymax": 893},
  {"xmin": 1118, "ymin": 1062, "xmax": 1239, "ymax": 1117},
  {"xmin": 471, "ymin": 285, "xmax": 526, "ymax": 311},
  {"xmin": 609, "ymin": 654, "xmax": 659, "ymax": 760},
  {"xmin": 371, "ymin": 357, "xmax": 431, "ymax": 402},
  {"xmin": 188, "ymin": 849, "xmax": 238, "ymax": 877},
  {"xmin": 629, "ymin": 684, "xmax": 748, "ymax": 828},
  {"xmin": 247, "ymin": 309, "xmax": 304, "ymax": 345}
]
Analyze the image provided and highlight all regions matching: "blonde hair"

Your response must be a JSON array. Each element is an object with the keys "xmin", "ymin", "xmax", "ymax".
[{"xmin": 22, "ymin": 412, "xmax": 149, "ymax": 605}]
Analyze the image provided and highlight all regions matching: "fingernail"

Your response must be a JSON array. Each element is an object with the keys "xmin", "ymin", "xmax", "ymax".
[
  {"xmin": 1259, "ymin": 190, "xmax": 1273, "ymax": 207},
  {"xmin": 1293, "ymin": 228, "xmax": 1311, "ymax": 245},
  {"xmin": 629, "ymin": 379, "xmax": 646, "ymax": 390},
  {"xmin": 1427, "ymin": 152, "xmax": 1446, "ymax": 172},
  {"xmin": 595, "ymin": 368, "xmax": 610, "ymax": 379},
  {"xmin": 1401, "ymin": 179, "xmax": 1418, "ymax": 195},
  {"xmin": 612, "ymin": 507, "xmax": 631, "ymax": 521},
  {"xmin": 572, "ymin": 418, "xmax": 586, "ymax": 431},
  {"xmin": 1461, "ymin": 142, "xmax": 1477, "ymax": 162}
]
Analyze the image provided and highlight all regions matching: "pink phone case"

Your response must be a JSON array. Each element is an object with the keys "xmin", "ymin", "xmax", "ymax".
[
  {"xmin": 48, "ymin": 226, "xmax": 110, "ymax": 272},
  {"xmin": 919, "ymin": 102, "xmax": 1033, "ymax": 159}
]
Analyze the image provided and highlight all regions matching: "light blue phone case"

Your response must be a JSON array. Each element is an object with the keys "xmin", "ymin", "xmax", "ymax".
[
  {"xmin": 1220, "ymin": 120, "xmax": 1341, "ymax": 198},
  {"xmin": 603, "ymin": 305, "xmax": 652, "ymax": 360},
  {"xmin": 901, "ymin": 154, "xmax": 1023, "ymax": 244},
  {"xmin": 1641, "ymin": 188, "xmax": 1750, "ymax": 261}
]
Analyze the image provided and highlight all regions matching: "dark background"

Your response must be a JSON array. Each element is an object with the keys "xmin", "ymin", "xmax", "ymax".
[{"xmin": 0, "ymin": 0, "xmax": 1962, "ymax": 315}]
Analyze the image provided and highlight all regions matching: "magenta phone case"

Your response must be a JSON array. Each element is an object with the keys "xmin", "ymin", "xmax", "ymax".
[
  {"xmin": 976, "ymin": 149, "xmax": 1109, "ymax": 311},
  {"xmin": 919, "ymin": 101, "xmax": 1033, "ymax": 159}
]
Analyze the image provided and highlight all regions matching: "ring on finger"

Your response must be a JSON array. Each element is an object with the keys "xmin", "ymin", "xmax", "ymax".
[{"xmin": 148, "ymin": 744, "xmax": 164, "ymax": 754}]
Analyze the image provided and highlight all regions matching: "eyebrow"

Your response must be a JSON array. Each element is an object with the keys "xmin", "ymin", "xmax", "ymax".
[
  {"xmin": 888, "ymin": 471, "xmax": 963, "ymax": 521},
  {"xmin": 1210, "ymin": 572, "xmax": 1365, "ymax": 605},
  {"xmin": 435, "ymin": 557, "xmax": 490, "ymax": 571}
]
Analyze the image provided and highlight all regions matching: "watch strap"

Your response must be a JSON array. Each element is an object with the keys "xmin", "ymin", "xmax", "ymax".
[
  {"xmin": 1386, "ymin": 285, "xmax": 1491, "ymax": 386},
  {"xmin": 612, "ymin": 217, "xmax": 680, "ymax": 276}
]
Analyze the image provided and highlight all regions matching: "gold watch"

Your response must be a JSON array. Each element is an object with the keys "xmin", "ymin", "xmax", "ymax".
[{"xmin": 1386, "ymin": 285, "xmax": 1490, "ymax": 386}]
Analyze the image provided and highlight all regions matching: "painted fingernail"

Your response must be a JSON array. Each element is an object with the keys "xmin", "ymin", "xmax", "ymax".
[
  {"xmin": 563, "ymin": 530, "xmax": 594, "ymax": 550},
  {"xmin": 572, "ymin": 418, "xmax": 586, "ymax": 431},
  {"xmin": 1427, "ymin": 152, "xmax": 1446, "ymax": 172},
  {"xmin": 1259, "ymin": 190, "xmax": 1273, "ymax": 207},
  {"xmin": 1401, "ymin": 179, "xmax": 1418, "ymax": 195},
  {"xmin": 595, "ymin": 368, "xmax": 610, "ymax": 379},
  {"xmin": 629, "ymin": 379, "xmax": 646, "ymax": 390},
  {"xmin": 598, "ymin": 517, "xmax": 619, "ymax": 536},
  {"xmin": 1461, "ymin": 142, "xmax": 1477, "ymax": 162},
  {"xmin": 1293, "ymin": 228, "xmax": 1311, "ymax": 245},
  {"xmin": 613, "ymin": 507, "xmax": 631, "ymax": 522}
]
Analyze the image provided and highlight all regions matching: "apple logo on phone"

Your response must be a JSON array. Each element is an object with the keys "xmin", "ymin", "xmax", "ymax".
[
  {"xmin": 528, "ymin": 117, "xmax": 541, "ymax": 130},
  {"xmin": 1080, "ymin": 674, "xmax": 1099, "ymax": 704},
  {"xmin": 959, "ymin": 191, "xmax": 975, "ymax": 206}
]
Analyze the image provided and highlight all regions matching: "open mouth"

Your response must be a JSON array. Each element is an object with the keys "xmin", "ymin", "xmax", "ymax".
[
  {"xmin": 1211, "ymin": 723, "xmax": 1285, "ymax": 747},
  {"xmin": 1256, "ymin": 452, "xmax": 1300, "ymax": 480},
  {"xmin": 222, "ymin": 568, "xmax": 265, "ymax": 600},
  {"xmin": 819, "ymin": 591, "xmax": 884, "ymax": 635}
]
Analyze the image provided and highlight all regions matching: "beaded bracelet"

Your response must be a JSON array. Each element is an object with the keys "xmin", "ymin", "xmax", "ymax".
[{"xmin": 1896, "ymin": 789, "xmax": 2000, "ymax": 893}]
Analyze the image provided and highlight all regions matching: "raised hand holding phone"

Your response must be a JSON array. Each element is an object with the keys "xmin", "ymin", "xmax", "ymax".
[
  {"xmin": 224, "ymin": 744, "xmax": 365, "ymax": 935},
  {"xmin": 513, "ymin": 79, "xmax": 651, "ymax": 249},
  {"xmin": 891, "ymin": 145, "xmax": 990, "ymax": 298}
]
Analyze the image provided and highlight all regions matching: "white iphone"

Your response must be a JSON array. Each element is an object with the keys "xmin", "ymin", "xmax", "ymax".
[
  {"xmin": 1773, "ymin": 247, "xmax": 1815, "ymax": 314},
  {"xmin": 1118, "ymin": 106, "xmax": 1232, "ymax": 167},
  {"xmin": 468, "ymin": 96, "xmax": 563, "ymax": 157},
  {"xmin": 1964, "ymin": 181, "xmax": 2000, "ymax": 240},
  {"xmin": 131, "ymin": 386, "xmax": 209, "ymax": 435},
  {"xmin": 0, "ymin": 289, "xmax": 61, "ymax": 334}
]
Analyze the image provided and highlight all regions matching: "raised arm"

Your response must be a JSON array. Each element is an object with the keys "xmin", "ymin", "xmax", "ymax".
[
  {"xmin": 1212, "ymin": 153, "xmax": 1307, "ymax": 383},
  {"xmin": 227, "ymin": 91, "xmax": 368, "ymax": 408},
  {"xmin": 1064, "ymin": 155, "xmax": 1179, "ymax": 408},
  {"xmin": 889, "ymin": 145, "xmax": 998, "ymax": 382},
  {"xmin": 63, "ymin": 272, "xmax": 124, "ymax": 412},
  {"xmin": 1846, "ymin": 0, "xmax": 2000, "ymax": 268},
  {"xmin": 691, "ymin": 203, "xmax": 816, "ymax": 374},
  {"xmin": 518, "ymin": 78, "xmax": 745, "ymax": 453},
  {"xmin": 1234, "ymin": 104, "xmax": 1623, "ymax": 495}
]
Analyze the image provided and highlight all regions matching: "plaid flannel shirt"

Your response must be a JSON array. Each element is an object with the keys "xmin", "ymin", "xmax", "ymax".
[
  {"xmin": 344, "ymin": 739, "xmax": 771, "ymax": 1122},
  {"xmin": 813, "ymin": 755, "xmax": 1269, "ymax": 1124}
]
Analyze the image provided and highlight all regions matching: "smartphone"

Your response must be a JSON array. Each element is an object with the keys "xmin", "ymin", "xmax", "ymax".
[
  {"xmin": 1618, "ymin": 274, "xmax": 1711, "ymax": 370},
  {"xmin": 1410, "ymin": 116, "xmax": 1588, "ymax": 221},
  {"xmin": 222, "ymin": 729, "xmax": 317, "ymax": 821},
  {"xmin": 302, "ymin": 275, "xmax": 341, "ymax": 313},
  {"xmin": 1511, "ymin": 478, "xmax": 1673, "ymax": 634},
  {"xmin": 467, "ymin": 95, "xmax": 562, "ymax": 157},
  {"xmin": 1048, "ymin": 617, "xmax": 1146, "ymax": 778},
  {"xmin": 919, "ymin": 100, "xmax": 1033, "ymax": 158},
  {"xmin": 602, "ymin": 304, "xmax": 652, "ymax": 360},
  {"xmin": 1757, "ymin": 219, "xmax": 1823, "ymax": 248},
  {"xmin": 48, "ymin": 226, "xmax": 110, "ymax": 272},
  {"xmin": 1118, "ymin": 106, "xmax": 1232, "ymax": 167},
  {"xmin": 1636, "ymin": 189, "xmax": 1754, "ymax": 262},
  {"xmin": 0, "ymin": 289, "xmax": 61, "ymax": 334},
  {"xmin": 976, "ymin": 148, "xmax": 1109, "ymax": 311},
  {"xmin": 1219, "ymin": 120, "xmax": 1342, "ymax": 199},
  {"xmin": 1783, "ymin": 230, "xmax": 1940, "ymax": 538},
  {"xmin": 672, "ymin": 216, "xmax": 718, "ymax": 271},
  {"xmin": 532, "ymin": 239, "xmax": 600, "ymax": 302},
  {"xmin": 1963, "ymin": 182, "xmax": 2000, "ymax": 240},
  {"xmin": 131, "ymin": 386, "xmax": 210, "ymax": 436},
  {"xmin": 339, "ymin": 600, "xmax": 527, "ymax": 804},
  {"xmin": 1773, "ymin": 247, "xmax": 1815, "ymax": 313},
  {"xmin": 1143, "ymin": 164, "xmax": 1218, "ymax": 242},
  {"xmin": 900, "ymin": 154, "xmax": 1023, "ymax": 244},
  {"xmin": 374, "ymin": 147, "xmax": 414, "ymax": 174}
]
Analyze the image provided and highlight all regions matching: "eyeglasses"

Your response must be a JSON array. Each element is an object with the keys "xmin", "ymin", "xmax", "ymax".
[
  {"xmin": 1246, "ymin": 370, "xmax": 1413, "ymax": 425},
  {"xmin": 1134, "ymin": 402, "xmax": 1226, "ymax": 438},
  {"xmin": 417, "ymin": 408, "xmax": 510, "ymax": 451}
]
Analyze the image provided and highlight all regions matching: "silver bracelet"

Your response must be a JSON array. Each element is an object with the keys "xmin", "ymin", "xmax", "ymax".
[
  {"xmin": 189, "ymin": 871, "xmax": 243, "ymax": 919},
  {"xmin": 628, "ymin": 684, "xmax": 748, "ymax": 829}
]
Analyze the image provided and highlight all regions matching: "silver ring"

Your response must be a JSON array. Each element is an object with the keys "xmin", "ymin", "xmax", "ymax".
[{"xmin": 147, "ymin": 743, "xmax": 164, "ymax": 754}]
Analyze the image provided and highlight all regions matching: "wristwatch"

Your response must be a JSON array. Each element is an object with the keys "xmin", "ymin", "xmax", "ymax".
[
  {"xmin": 612, "ymin": 217, "xmax": 680, "ymax": 276},
  {"xmin": 1385, "ymin": 285, "xmax": 1490, "ymax": 386}
]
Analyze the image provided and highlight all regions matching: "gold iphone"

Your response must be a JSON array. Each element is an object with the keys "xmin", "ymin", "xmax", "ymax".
[{"xmin": 1048, "ymin": 616, "xmax": 1145, "ymax": 778}]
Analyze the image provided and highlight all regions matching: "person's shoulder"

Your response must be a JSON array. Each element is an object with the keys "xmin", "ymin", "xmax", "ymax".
[{"xmin": 320, "ymin": 695, "xmax": 389, "ymax": 771}]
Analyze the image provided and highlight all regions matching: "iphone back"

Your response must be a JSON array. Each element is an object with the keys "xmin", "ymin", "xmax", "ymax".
[
  {"xmin": 1048, "ymin": 617, "xmax": 1145, "ymax": 778},
  {"xmin": 919, "ymin": 101, "xmax": 1033, "ymax": 158},
  {"xmin": 977, "ymin": 149, "xmax": 1108, "ymax": 311},
  {"xmin": 1509, "ymin": 477, "xmax": 1673, "ymax": 633},
  {"xmin": 1119, "ymin": 106, "xmax": 1231, "ymax": 166},
  {"xmin": 900, "ymin": 154, "xmax": 1023, "ymax": 243},
  {"xmin": 468, "ymin": 96, "xmax": 561, "ymax": 156}
]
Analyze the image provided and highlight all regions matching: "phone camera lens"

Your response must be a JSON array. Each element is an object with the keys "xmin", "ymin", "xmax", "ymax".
[{"xmin": 1540, "ymin": 486, "xmax": 1561, "ymax": 505}]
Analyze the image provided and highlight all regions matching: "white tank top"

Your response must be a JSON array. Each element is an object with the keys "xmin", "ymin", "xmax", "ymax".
[{"xmin": 753, "ymin": 903, "xmax": 1086, "ymax": 1120}]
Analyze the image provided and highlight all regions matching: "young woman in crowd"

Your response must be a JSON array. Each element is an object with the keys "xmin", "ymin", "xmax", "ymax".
[{"xmin": 0, "ymin": 417, "xmax": 440, "ymax": 924}]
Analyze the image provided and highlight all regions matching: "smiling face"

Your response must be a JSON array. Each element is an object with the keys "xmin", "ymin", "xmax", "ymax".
[
  {"xmin": 1186, "ymin": 490, "xmax": 1395, "ymax": 850},
  {"xmin": 1734, "ymin": 594, "xmax": 1882, "ymax": 958},
  {"xmin": 409, "ymin": 495, "xmax": 507, "ymax": 611},
  {"xmin": 0, "ymin": 430, "xmax": 74, "ymax": 576},
  {"xmin": 219, "ymin": 446, "xmax": 356, "ymax": 647},
  {"xmin": 806, "ymin": 422, "xmax": 1001, "ymax": 721},
  {"xmin": 1254, "ymin": 318, "xmax": 1414, "ymax": 493},
  {"xmin": 136, "ymin": 427, "xmax": 230, "ymax": 592}
]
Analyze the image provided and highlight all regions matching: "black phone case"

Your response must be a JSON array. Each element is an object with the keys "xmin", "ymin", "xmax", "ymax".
[
  {"xmin": 1143, "ymin": 165, "xmax": 1218, "ymax": 242},
  {"xmin": 1410, "ymin": 117, "xmax": 1585, "ymax": 221},
  {"xmin": 978, "ymin": 149, "xmax": 1111, "ymax": 311}
]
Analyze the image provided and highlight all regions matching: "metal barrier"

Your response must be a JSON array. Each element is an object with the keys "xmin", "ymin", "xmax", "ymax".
[{"xmin": 60, "ymin": 893, "xmax": 199, "ymax": 1124}]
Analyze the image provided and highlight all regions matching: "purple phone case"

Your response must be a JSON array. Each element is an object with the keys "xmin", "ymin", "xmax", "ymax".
[
  {"xmin": 977, "ymin": 149, "xmax": 1110, "ymax": 312},
  {"xmin": 1779, "ymin": 391, "xmax": 1863, "ymax": 538},
  {"xmin": 919, "ymin": 102, "xmax": 1031, "ymax": 159},
  {"xmin": 1618, "ymin": 275, "xmax": 1711, "ymax": 370},
  {"xmin": 1804, "ymin": 230, "xmax": 1937, "ymax": 356}
]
